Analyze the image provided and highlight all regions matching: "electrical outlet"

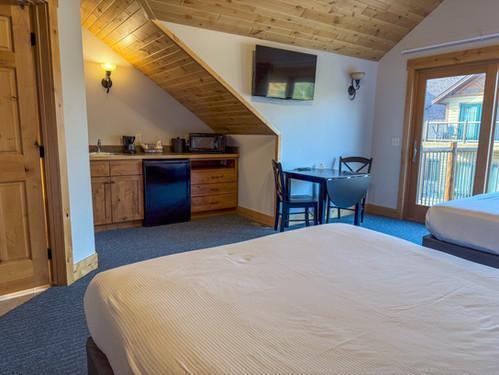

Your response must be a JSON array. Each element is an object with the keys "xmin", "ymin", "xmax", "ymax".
[{"xmin": 391, "ymin": 137, "xmax": 401, "ymax": 146}]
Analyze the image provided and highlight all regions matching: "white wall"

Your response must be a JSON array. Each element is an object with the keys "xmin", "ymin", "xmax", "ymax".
[
  {"xmin": 58, "ymin": 2, "xmax": 95, "ymax": 263},
  {"xmin": 370, "ymin": 0, "xmax": 499, "ymax": 209},
  {"xmin": 227, "ymin": 135, "xmax": 276, "ymax": 216},
  {"xmin": 166, "ymin": 22, "xmax": 378, "ymax": 214},
  {"xmin": 81, "ymin": 29, "xmax": 211, "ymax": 146}
]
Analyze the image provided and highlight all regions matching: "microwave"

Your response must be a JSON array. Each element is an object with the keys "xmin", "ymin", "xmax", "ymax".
[{"xmin": 189, "ymin": 133, "xmax": 226, "ymax": 153}]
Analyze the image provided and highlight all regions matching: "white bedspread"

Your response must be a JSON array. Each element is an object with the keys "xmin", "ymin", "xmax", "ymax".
[
  {"xmin": 426, "ymin": 192, "xmax": 499, "ymax": 254},
  {"xmin": 85, "ymin": 224, "xmax": 499, "ymax": 374}
]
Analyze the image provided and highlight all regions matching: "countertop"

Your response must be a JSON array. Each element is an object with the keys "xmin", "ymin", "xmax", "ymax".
[{"xmin": 89, "ymin": 152, "xmax": 239, "ymax": 161}]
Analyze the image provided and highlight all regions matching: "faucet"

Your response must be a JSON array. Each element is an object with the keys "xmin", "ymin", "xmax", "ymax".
[{"xmin": 96, "ymin": 138, "xmax": 102, "ymax": 153}]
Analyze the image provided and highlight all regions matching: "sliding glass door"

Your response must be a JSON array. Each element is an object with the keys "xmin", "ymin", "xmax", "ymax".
[{"xmin": 405, "ymin": 63, "xmax": 499, "ymax": 221}]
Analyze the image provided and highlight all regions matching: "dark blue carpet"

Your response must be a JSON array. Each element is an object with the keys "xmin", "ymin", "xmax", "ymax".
[{"xmin": 0, "ymin": 214, "xmax": 427, "ymax": 374}]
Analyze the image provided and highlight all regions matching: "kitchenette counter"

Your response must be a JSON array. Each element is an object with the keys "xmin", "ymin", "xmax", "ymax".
[
  {"xmin": 89, "ymin": 152, "xmax": 240, "ymax": 231},
  {"xmin": 89, "ymin": 152, "xmax": 239, "ymax": 161}
]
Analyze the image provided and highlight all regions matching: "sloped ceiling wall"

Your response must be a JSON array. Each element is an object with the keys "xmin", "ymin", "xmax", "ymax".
[
  {"xmin": 80, "ymin": 0, "xmax": 278, "ymax": 135},
  {"xmin": 145, "ymin": 0, "xmax": 443, "ymax": 61}
]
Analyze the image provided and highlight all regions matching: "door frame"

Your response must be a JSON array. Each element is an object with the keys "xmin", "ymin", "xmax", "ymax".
[
  {"xmin": 30, "ymin": 0, "xmax": 74, "ymax": 285},
  {"xmin": 398, "ymin": 45, "xmax": 499, "ymax": 221}
]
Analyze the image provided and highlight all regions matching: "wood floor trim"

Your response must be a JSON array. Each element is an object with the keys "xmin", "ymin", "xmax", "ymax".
[
  {"xmin": 72, "ymin": 253, "xmax": 99, "ymax": 282},
  {"xmin": 365, "ymin": 204, "xmax": 402, "ymax": 219},
  {"xmin": 237, "ymin": 206, "xmax": 274, "ymax": 227},
  {"xmin": 0, "ymin": 285, "xmax": 50, "ymax": 302}
]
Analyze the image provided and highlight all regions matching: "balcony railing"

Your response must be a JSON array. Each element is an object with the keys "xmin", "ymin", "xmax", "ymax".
[
  {"xmin": 416, "ymin": 143, "xmax": 478, "ymax": 206},
  {"xmin": 423, "ymin": 120, "xmax": 499, "ymax": 143},
  {"xmin": 416, "ymin": 120, "xmax": 499, "ymax": 206}
]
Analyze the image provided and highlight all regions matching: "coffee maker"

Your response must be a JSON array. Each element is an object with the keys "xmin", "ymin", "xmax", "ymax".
[{"xmin": 122, "ymin": 135, "xmax": 136, "ymax": 154}]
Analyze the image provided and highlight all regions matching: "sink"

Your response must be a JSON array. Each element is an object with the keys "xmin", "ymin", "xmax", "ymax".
[{"xmin": 90, "ymin": 152, "xmax": 122, "ymax": 156}]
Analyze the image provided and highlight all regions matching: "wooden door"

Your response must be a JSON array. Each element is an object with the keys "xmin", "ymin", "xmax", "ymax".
[
  {"xmin": 110, "ymin": 175, "xmax": 144, "ymax": 222},
  {"xmin": 0, "ymin": 3, "xmax": 49, "ymax": 294},
  {"xmin": 404, "ymin": 63, "xmax": 498, "ymax": 221},
  {"xmin": 91, "ymin": 177, "xmax": 112, "ymax": 225}
]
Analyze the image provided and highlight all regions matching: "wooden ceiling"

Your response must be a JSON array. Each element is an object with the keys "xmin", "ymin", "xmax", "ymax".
[
  {"xmin": 144, "ymin": 0, "xmax": 444, "ymax": 61},
  {"xmin": 80, "ymin": 0, "xmax": 277, "ymax": 135}
]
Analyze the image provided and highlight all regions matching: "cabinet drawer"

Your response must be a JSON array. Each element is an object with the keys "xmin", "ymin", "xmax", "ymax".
[
  {"xmin": 191, "ymin": 193, "xmax": 237, "ymax": 213},
  {"xmin": 191, "ymin": 168, "xmax": 236, "ymax": 184},
  {"xmin": 90, "ymin": 161, "xmax": 110, "ymax": 177},
  {"xmin": 191, "ymin": 182, "xmax": 237, "ymax": 197},
  {"xmin": 110, "ymin": 160, "xmax": 142, "ymax": 176}
]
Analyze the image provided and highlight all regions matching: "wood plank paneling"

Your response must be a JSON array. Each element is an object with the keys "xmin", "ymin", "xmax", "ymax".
[
  {"xmin": 81, "ymin": 0, "xmax": 277, "ymax": 136},
  {"xmin": 144, "ymin": 0, "xmax": 443, "ymax": 61}
]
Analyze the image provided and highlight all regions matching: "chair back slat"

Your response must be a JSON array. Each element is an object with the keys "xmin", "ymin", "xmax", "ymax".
[
  {"xmin": 272, "ymin": 160, "xmax": 287, "ymax": 201},
  {"xmin": 340, "ymin": 156, "xmax": 373, "ymax": 174},
  {"xmin": 327, "ymin": 175, "xmax": 371, "ymax": 208}
]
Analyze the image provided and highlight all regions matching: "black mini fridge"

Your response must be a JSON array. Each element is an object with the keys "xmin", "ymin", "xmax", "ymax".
[{"xmin": 143, "ymin": 159, "xmax": 191, "ymax": 226}]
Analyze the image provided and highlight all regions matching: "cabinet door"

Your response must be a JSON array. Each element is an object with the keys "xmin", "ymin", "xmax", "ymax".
[
  {"xmin": 111, "ymin": 175, "xmax": 144, "ymax": 223},
  {"xmin": 91, "ymin": 177, "xmax": 112, "ymax": 225}
]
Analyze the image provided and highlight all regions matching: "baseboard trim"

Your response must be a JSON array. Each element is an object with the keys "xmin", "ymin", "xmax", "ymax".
[
  {"xmin": 95, "ymin": 220, "xmax": 142, "ymax": 233},
  {"xmin": 237, "ymin": 206, "xmax": 274, "ymax": 227},
  {"xmin": 0, "ymin": 285, "xmax": 50, "ymax": 302},
  {"xmin": 73, "ymin": 253, "xmax": 99, "ymax": 282},
  {"xmin": 365, "ymin": 204, "xmax": 401, "ymax": 219}
]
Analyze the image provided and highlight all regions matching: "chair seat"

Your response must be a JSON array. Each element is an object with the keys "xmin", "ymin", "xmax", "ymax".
[{"xmin": 288, "ymin": 194, "xmax": 316, "ymax": 203}]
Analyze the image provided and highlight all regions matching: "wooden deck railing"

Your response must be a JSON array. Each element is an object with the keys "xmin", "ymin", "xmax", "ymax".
[{"xmin": 416, "ymin": 142, "xmax": 478, "ymax": 206}]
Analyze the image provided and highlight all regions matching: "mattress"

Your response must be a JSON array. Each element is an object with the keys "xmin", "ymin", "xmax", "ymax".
[
  {"xmin": 426, "ymin": 192, "xmax": 499, "ymax": 254},
  {"xmin": 84, "ymin": 224, "xmax": 499, "ymax": 374}
]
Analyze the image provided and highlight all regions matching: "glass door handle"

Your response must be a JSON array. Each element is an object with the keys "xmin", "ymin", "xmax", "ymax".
[{"xmin": 412, "ymin": 141, "xmax": 419, "ymax": 163}]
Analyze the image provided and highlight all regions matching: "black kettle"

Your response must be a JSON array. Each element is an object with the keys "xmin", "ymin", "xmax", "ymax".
[{"xmin": 171, "ymin": 137, "xmax": 186, "ymax": 153}]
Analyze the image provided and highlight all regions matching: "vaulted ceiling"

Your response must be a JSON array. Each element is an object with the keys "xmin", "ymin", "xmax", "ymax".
[
  {"xmin": 80, "ymin": 0, "xmax": 278, "ymax": 135},
  {"xmin": 144, "ymin": 0, "xmax": 444, "ymax": 61},
  {"xmin": 80, "ymin": 0, "xmax": 443, "ymax": 135}
]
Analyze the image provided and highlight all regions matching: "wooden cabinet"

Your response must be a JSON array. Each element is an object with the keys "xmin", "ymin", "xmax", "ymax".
[
  {"xmin": 191, "ymin": 169, "xmax": 236, "ymax": 184},
  {"xmin": 191, "ymin": 193, "xmax": 237, "ymax": 213},
  {"xmin": 110, "ymin": 175, "xmax": 143, "ymax": 222},
  {"xmin": 91, "ymin": 177, "xmax": 112, "ymax": 225},
  {"xmin": 109, "ymin": 160, "xmax": 142, "ymax": 176},
  {"xmin": 90, "ymin": 161, "xmax": 110, "ymax": 177},
  {"xmin": 90, "ymin": 161, "xmax": 143, "ymax": 230},
  {"xmin": 191, "ymin": 159, "xmax": 238, "ymax": 214},
  {"xmin": 90, "ymin": 157, "xmax": 238, "ymax": 229}
]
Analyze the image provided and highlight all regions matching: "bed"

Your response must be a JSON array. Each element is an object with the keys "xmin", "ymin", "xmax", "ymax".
[
  {"xmin": 84, "ymin": 224, "xmax": 499, "ymax": 374},
  {"xmin": 424, "ymin": 192, "xmax": 499, "ymax": 267}
]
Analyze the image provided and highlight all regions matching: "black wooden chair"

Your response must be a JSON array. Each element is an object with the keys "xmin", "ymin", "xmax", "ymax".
[
  {"xmin": 272, "ymin": 160, "xmax": 319, "ymax": 232},
  {"xmin": 326, "ymin": 156, "xmax": 373, "ymax": 223},
  {"xmin": 326, "ymin": 175, "xmax": 372, "ymax": 226}
]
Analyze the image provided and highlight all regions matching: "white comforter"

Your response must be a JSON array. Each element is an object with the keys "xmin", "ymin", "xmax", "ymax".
[
  {"xmin": 85, "ymin": 224, "xmax": 499, "ymax": 374},
  {"xmin": 426, "ymin": 192, "xmax": 499, "ymax": 254}
]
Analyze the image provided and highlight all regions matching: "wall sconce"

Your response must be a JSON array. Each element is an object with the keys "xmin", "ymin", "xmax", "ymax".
[
  {"xmin": 101, "ymin": 63, "xmax": 116, "ymax": 93},
  {"xmin": 348, "ymin": 72, "xmax": 365, "ymax": 100}
]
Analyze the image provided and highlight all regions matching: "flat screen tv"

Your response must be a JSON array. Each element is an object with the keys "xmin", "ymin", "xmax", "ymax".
[{"xmin": 252, "ymin": 45, "xmax": 317, "ymax": 100}]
